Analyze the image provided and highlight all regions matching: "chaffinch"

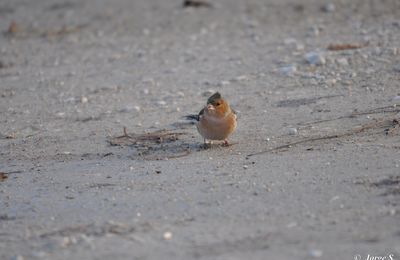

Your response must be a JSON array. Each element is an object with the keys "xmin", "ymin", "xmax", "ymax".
[{"xmin": 186, "ymin": 92, "xmax": 237, "ymax": 146}]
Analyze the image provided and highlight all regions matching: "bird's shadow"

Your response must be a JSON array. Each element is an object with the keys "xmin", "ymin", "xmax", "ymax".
[{"xmin": 107, "ymin": 127, "xmax": 237, "ymax": 160}]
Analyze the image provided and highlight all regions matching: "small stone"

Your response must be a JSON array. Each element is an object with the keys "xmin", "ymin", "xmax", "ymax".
[
  {"xmin": 279, "ymin": 64, "xmax": 297, "ymax": 76},
  {"xmin": 119, "ymin": 106, "xmax": 138, "ymax": 113},
  {"xmin": 307, "ymin": 26, "xmax": 320, "ymax": 37},
  {"xmin": 234, "ymin": 75, "xmax": 248, "ymax": 81},
  {"xmin": 177, "ymin": 91, "xmax": 185, "ymax": 97},
  {"xmin": 243, "ymin": 165, "xmax": 248, "ymax": 169},
  {"xmin": 309, "ymin": 249, "xmax": 323, "ymax": 258},
  {"xmin": 219, "ymin": 80, "xmax": 230, "ymax": 86},
  {"xmin": 283, "ymin": 38, "xmax": 304, "ymax": 50},
  {"xmin": 286, "ymin": 222, "xmax": 297, "ymax": 228},
  {"xmin": 336, "ymin": 57, "xmax": 348, "ymax": 66},
  {"xmin": 163, "ymin": 231, "xmax": 172, "ymax": 240},
  {"xmin": 80, "ymin": 96, "xmax": 88, "ymax": 103},
  {"xmin": 61, "ymin": 237, "xmax": 71, "ymax": 247},
  {"xmin": 321, "ymin": 3, "xmax": 335, "ymax": 12},
  {"xmin": 305, "ymin": 52, "xmax": 326, "ymax": 66},
  {"xmin": 325, "ymin": 78, "xmax": 337, "ymax": 86},
  {"xmin": 56, "ymin": 112, "xmax": 65, "ymax": 118},
  {"xmin": 393, "ymin": 63, "xmax": 400, "ymax": 72},
  {"xmin": 288, "ymin": 128, "xmax": 298, "ymax": 135},
  {"xmin": 373, "ymin": 47, "xmax": 381, "ymax": 55},
  {"xmin": 156, "ymin": 100, "xmax": 167, "ymax": 106}
]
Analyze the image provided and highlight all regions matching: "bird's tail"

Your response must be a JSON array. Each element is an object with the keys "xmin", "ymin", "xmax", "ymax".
[{"xmin": 184, "ymin": 114, "xmax": 200, "ymax": 121}]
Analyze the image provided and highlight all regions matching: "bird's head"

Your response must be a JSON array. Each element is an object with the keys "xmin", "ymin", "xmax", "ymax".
[{"xmin": 206, "ymin": 92, "xmax": 230, "ymax": 117}]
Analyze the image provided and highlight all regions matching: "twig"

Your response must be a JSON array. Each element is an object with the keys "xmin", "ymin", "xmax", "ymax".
[
  {"xmin": 327, "ymin": 43, "xmax": 366, "ymax": 51},
  {"xmin": 299, "ymin": 105, "xmax": 400, "ymax": 126},
  {"xmin": 247, "ymin": 118, "xmax": 396, "ymax": 157}
]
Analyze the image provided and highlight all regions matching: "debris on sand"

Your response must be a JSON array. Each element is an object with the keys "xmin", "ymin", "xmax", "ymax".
[
  {"xmin": 6, "ymin": 21, "xmax": 19, "ymax": 35},
  {"xmin": 327, "ymin": 43, "xmax": 365, "ymax": 51},
  {"xmin": 109, "ymin": 127, "xmax": 186, "ymax": 146},
  {"xmin": 248, "ymin": 107, "xmax": 400, "ymax": 157},
  {"xmin": 183, "ymin": 0, "xmax": 212, "ymax": 8},
  {"xmin": 0, "ymin": 172, "xmax": 8, "ymax": 182},
  {"xmin": 108, "ymin": 128, "xmax": 190, "ymax": 160}
]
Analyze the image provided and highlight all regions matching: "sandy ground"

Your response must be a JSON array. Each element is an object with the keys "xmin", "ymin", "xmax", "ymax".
[{"xmin": 1, "ymin": 0, "xmax": 400, "ymax": 259}]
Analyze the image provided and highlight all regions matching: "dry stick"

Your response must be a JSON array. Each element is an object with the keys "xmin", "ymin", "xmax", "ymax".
[
  {"xmin": 299, "ymin": 106, "xmax": 400, "ymax": 126},
  {"xmin": 247, "ymin": 118, "xmax": 395, "ymax": 157}
]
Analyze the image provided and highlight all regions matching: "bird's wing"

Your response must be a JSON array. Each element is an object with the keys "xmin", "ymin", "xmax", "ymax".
[{"xmin": 184, "ymin": 108, "xmax": 204, "ymax": 121}]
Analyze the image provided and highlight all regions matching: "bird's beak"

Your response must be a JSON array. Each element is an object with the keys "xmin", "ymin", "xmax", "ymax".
[{"xmin": 207, "ymin": 104, "xmax": 215, "ymax": 111}]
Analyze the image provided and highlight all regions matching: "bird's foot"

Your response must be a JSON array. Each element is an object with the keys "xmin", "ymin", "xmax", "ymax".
[
  {"xmin": 222, "ymin": 139, "xmax": 230, "ymax": 147},
  {"xmin": 201, "ymin": 139, "xmax": 212, "ymax": 149}
]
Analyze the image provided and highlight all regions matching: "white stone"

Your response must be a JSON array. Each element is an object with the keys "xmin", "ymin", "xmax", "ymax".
[
  {"xmin": 80, "ymin": 96, "xmax": 88, "ymax": 103},
  {"xmin": 163, "ymin": 231, "xmax": 172, "ymax": 240}
]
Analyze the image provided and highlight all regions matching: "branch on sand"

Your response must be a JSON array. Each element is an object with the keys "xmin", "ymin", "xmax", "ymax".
[{"xmin": 247, "ymin": 116, "xmax": 399, "ymax": 158}]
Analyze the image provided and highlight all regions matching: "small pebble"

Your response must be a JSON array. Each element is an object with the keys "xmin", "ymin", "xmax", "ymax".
[
  {"xmin": 393, "ymin": 63, "xmax": 400, "ymax": 72},
  {"xmin": 336, "ymin": 57, "xmax": 348, "ymax": 66},
  {"xmin": 56, "ymin": 112, "xmax": 65, "ymax": 118},
  {"xmin": 288, "ymin": 128, "xmax": 298, "ymax": 135},
  {"xmin": 325, "ymin": 78, "xmax": 337, "ymax": 86},
  {"xmin": 307, "ymin": 26, "xmax": 320, "ymax": 37},
  {"xmin": 286, "ymin": 222, "xmax": 297, "ymax": 228},
  {"xmin": 163, "ymin": 231, "xmax": 172, "ymax": 240},
  {"xmin": 283, "ymin": 38, "xmax": 304, "ymax": 50},
  {"xmin": 243, "ymin": 165, "xmax": 248, "ymax": 169},
  {"xmin": 80, "ymin": 96, "xmax": 88, "ymax": 103},
  {"xmin": 321, "ymin": 3, "xmax": 335, "ymax": 12},
  {"xmin": 279, "ymin": 64, "xmax": 297, "ymax": 76},
  {"xmin": 305, "ymin": 52, "xmax": 326, "ymax": 66},
  {"xmin": 309, "ymin": 249, "xmax": 323, "ymax": 258},
  {"xmin": 234, "ymin": 75, "xmax": 248, "ymax": 81},
  {"xmin": 156, "ymin": 100, "xmax": 167, "ymax": 106}
]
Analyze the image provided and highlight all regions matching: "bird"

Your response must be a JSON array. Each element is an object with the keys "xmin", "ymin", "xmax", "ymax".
[{"xmin": 185, "ymin": 92, "xmax": 237, "ymax": 147}]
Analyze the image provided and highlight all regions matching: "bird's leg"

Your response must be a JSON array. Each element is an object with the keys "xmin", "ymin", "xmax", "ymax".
[
  {"xmin": 202, "ymin": 139, "xmax": 210, "ymax": 149},
  {"xmin": 222, "ymin": 139, "xmax": 229, "ymax": 146}
]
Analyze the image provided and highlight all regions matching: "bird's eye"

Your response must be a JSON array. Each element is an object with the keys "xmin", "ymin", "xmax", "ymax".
[{"xmin": 215, "ymin": 102, "xmax": 221, "ymax": 106}]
